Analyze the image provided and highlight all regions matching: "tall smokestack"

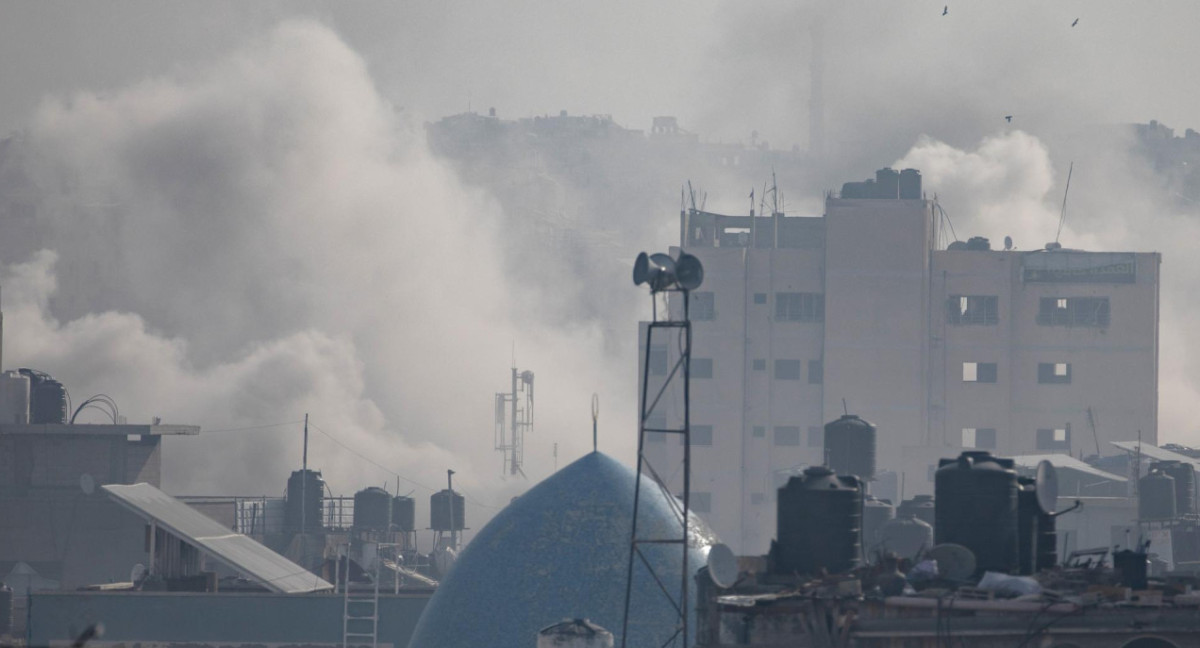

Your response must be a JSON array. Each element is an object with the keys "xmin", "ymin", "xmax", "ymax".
[{"xmin": 809, "ymin": 19, "xmax": 825, "ymax": 157}]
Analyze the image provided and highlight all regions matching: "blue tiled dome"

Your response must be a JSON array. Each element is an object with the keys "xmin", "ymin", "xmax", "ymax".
[{"xmin": 408, "ymin": 452, "xmax": 718, "ymax": 648}]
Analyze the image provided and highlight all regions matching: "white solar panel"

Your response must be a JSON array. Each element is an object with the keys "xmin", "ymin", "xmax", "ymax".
[
  {"xmin": 103, "ymin": 483, "xmax": 332, "ymax": 594},
  {"xmin": 1009, "ymin": 453, "xmax": 1127, "ymax": 483},
  {"xmin": 1110, "ymin": 441, "xmax": 1200, "ymax": 470}
]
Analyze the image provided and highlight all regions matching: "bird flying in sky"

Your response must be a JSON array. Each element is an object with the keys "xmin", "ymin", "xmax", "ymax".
[
  {"xmin": 943, "ymin": 6, "xmax": 949, "ymax": 16},
  {"xmin": 1072, "ymin": 18, "xmax": 1079, "ymax": 27},
  {"xmin": 1005, "ymin": 115, "xmax": 1013, "ymax": 123}
]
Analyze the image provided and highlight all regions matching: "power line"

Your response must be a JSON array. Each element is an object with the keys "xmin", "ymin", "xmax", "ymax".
[{"xmin": 203, "ymin": 420, "xmax": 305, "ymax": 434}]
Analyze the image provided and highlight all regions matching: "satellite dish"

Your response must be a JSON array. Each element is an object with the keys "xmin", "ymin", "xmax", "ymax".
[
  {"xmin": 130, "ymin": 563, "xmax": 147, "ymax": 583},
  {"xmin": 633, "ymin": 252, "xmax": 650, "ymax": 286},
  {"xmin": 929, "ymin": 543, "xmax": 976, "ymax": 581},
  {"xmin": 1004, "ymin": 235, "xmax": 1013, "ymax": 250},
  {"xmin": 1036, "ymin": 460, "xmax": 1059, "ymax": 515},
  {"xmin": 675, "ymin": 252, "xmax": 704, "ymax": 291},
  {"xmin": 646, "ymin": 253, "xmax": 677, "ymax": 291},
  {"xmin": 706, "ymin": 543, "xmax": 738, "ymax": 588},
  {"xmin": 79, "ymin": 473, "xmax": 95, "ymax": 496}
]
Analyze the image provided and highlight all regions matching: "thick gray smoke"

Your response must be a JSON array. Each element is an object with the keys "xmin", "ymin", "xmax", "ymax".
[
  {"xmin": 2, "ymin": 21, "xmax": 634, "ymax": 518},
  {"xmin": 896, "ymin": 128, "xmax": 1200, "ymax": 444}
]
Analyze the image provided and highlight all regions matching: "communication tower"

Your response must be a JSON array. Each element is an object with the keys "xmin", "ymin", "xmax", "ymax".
[
  {"xmin": 621, "ymin": 250, "xmax": 704, "ymax": 648},
  {"xmin": 494, "ymin": 366, "xmax": 534, "ymax": 477}
]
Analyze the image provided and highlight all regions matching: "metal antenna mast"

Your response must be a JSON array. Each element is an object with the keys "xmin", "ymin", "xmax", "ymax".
[
  {"xmin": 494, "ymin": 364, "xmax": 534, "ymax": 477},
  {"xmin": 621, "ymin": 250, "xmax": 705, "ymax": 648},
  {"xmin": 1055, "ymin": 162, "xmax": 1074, "ymax": 244}
]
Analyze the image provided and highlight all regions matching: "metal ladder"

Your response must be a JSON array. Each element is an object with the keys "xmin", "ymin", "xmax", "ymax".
[{"xmin": 342, "ymin": 546, "xmax": 380, "ymax": 648}]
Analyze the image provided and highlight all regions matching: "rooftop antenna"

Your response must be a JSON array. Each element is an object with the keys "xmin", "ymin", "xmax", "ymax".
[
  {"xmin": 1055, "ymin": 162, "xmax": 1074, "ymax": 244},
  {"xmin": 592, "ymin": 393, "xmax": 600, "ymax": 453},
  {"xmin": 494, "ymin": 363, "xmax": 534, "ymax": 477},
  {"xmin": 1086, "ymin": 406, "xmax": 1101, "ymax": 457},
  {"xmin": 842, "ymin": 398, "xmax": 848, "ymax": 416},
  {"xmin": 301, "ymin": 413, "xmax": 309, "ymax": 535}
]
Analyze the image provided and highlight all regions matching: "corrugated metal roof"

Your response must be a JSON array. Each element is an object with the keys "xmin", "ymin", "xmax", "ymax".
[
  {"xmin": 102, "ymin": 483, "xmax": 332, "ymax": 594},
  {"xmin": 1111, "ymin": 441, "xmax": 1200, "ymax": 470},
  {"xmin": 1009, "ymin": 454, "xmax": 1128, "ymax": 483}
]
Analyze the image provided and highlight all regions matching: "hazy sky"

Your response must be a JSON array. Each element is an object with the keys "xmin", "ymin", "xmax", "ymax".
[
  {"xmin": 3, "ymin": 1, "xmax": 1200, "ymax": 520},
  {"xmin": 4, "ymin": 1, "xmax": 1198, "ymax": 148}
]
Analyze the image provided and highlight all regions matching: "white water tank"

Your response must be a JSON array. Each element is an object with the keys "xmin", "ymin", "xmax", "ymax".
[
  {"xmin": 537, "ymin": 619, "xmax": 613, "ymax": 648},
  {"xmin": 0, "ymin": 371, "xmax": 29, "ymax": 424}
]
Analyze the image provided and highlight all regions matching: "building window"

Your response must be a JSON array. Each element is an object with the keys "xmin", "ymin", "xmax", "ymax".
[
  {"xmin": 1037, "ymin": 297, "xmax": 1110, "ymax": 327},
  {"xmin": 963, "ymin": 362, "xmax": 998, "ymax": 383},
  {"xmin": 691, "ymin": 292, "xmax": 716, "ymax": 321},
  {"xmin": 808, "ymin": 360, "xmax": 823, "ymax": 384},
  {"xmin": 753, "ymin": 358, "xmax": 766, "ymax": 371},
  {"xmin": 649, "ymin": 344, "xmax": 668, "ymax": 376},
  {"xmin": 752, "ymin": 426, "xmax": 766, "ymax": 438},
  {"xmin": 689, "ymin": 492, "xmax": 712, "ymax": 513},
  {"xmin": 754, "ymin": 292, "xmax": 767, "ymax": 304},
  {"xmin": 1038, "ymin": 362, "xmax": 1072, "ymax": 384},
  {"xmin": 750, "ymin": 492, "xmax": 765, "ymax": 505},
  {"xmin": 691, "ymin": 358, "xmax": 713, "ymax": 379},
  {"xmin": 1036, "ymin": 428, "xmax": 1070, "ymax": 451},
  {"xmin": 947, "ymin": 295, "xmax": 999, "ymax": 325},
  {"xmin": 774, "ymin": 426, "xmax": 802, "ymax": 446},
  {"xmin": 775, "ymin": 292, "xmax": 824, "ymax": 322},
  {"xmin": 683, "ymin": 425, "xmax": 713, "ymax": 446},
  {"xmin": 962, "ymin": 428, "xmax": 996, "ymax": 449},
  {"xmin": 774, "ymin": 359, "xmax": 802, "ymax": 380},
  {"xmin": 808, "ymin": 425, "xmax": 824, "ymax": 447}
]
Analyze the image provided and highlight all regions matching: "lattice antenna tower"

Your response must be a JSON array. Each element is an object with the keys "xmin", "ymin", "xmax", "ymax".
[
  {"xmin": 621, "ymin": 250, "xmax": 704, "ymax": 648},
  {"xmin": 494, "ymin": 365, "xmax": 535, "ymax": 477}
]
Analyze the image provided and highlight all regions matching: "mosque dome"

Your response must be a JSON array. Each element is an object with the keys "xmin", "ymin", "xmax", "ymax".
[{"xmin": 408, "ymin": 451, "xmax": 719, "ymax": 648}]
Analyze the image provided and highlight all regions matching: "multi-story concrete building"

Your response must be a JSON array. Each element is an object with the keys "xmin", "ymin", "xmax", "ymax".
[{"xmin": 639, "ymin": 168, "xmax": 1160, "ymax": 554}]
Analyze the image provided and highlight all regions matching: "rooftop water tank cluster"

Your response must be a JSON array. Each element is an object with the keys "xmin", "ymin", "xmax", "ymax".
[
  {"xmin": 935, "ymin": 451, "xmax": 1061, "ymax": 576},
  {"xmin": 839, "ymin": 168, "xmax": 922, "ymax": 200}
]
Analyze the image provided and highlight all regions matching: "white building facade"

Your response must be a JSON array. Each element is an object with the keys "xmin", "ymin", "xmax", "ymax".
[{"xmin": 639, "ymin": 170, "xmax": 1160, "ymax": 555}]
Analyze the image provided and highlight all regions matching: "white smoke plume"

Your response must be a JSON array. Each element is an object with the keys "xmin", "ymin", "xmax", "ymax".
[
  {"xmin": 895, "ymin": 129, "xmax": 1200, "ymax": 445},
  {"xmin": 3, "ymin": 20, "xmax": 635, "ymax": 524}
]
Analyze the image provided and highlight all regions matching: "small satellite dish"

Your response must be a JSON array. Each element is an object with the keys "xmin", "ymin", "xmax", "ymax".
[
  {"xmin": 676, "ymin": 252, "xmax": 705, "ymax": 291},
  {"xmin": 79, "ymin": 473, "xmax": 95, "ymax": 496},
  {"xmin": 1036, "ymin": 460, "xmax": 1059, "ymax": 515},
  {"xmin": 929, "ymin": 543, "xmax": 976, "ymax": 581},
  {"xmin": 706, "ymin": 543, "xmax": 738, "ymax": 588},
  {"xmin": 130, "ymin": 563, "xmax": 147, "ymax": 583},
  {"xmin": 633, "ymin": 252, "xmax": 650, "ymax": 286},
  {"xmin": 1004, "ymin": 235, "xmax": 1013, "ymax": 250}
]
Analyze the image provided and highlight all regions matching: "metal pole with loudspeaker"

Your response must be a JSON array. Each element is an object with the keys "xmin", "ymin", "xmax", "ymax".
[{"xmin": 622, "ymin": 249, "xmax": 704, "ymax": 648}]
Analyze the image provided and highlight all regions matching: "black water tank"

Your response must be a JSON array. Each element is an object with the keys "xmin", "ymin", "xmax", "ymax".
[
  {"xmin": 1036, "ymin": 511, "xmax": 1058, "ymax": 571},
  {"xmin": 1016, "ymin": 477, "xmax": 1039, "ymax": 575},
  {"xmin": 773, "ymin": 466, "xmax": 862, "ymax": 575},
  {"xmin": 899, "ymin": 168, "xmax": 922, "ymax": 199},
  {"xmin": 1139, "ymin": 469, "xmax": 1177, "ymax": 521},
  {"xmin": 824, "ymin": 414, "xmax": 876, "ymax": 481},
  {"xmin": 0, "ymin": 585, "xmax": 10, "ymax": 637},
  {"xmin": 430, "ymin": 489, "xmax": 465, "ymax": 531},
  {"xmin": 863, "ymin": 496, "xmax": 895, "ymax": 549},
  {"xmin": 875, "ymin": 167, "xmax": 900, "ymax": 199},
  {"xmin": 285, "ymin": 469, "xmax": 325, "ymax": 534},
  {"xmin": 354, "ymin": 487, "xmax": 392, "ymax": 531},
  {"xmin": 935, "ymin": 451, "xmax": 1019, "ymax": 575},
  {"xmin": 898, "ymin": 495, "xmax": 936, "ymax": 531},
  {"xmin": 19, "ymin": 369, "xmax": 67, "ymax": 424},
  {"xmin": 877, "ymin": 515, "xmax": 933, "ymax": 558},
  {"xmin": 392, "ymin": 496, "xmax": 416, "ymax": 532},
  {"xmin": 1152, "ymin": 461, "xmax": 1195, "ymax": 516}
]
